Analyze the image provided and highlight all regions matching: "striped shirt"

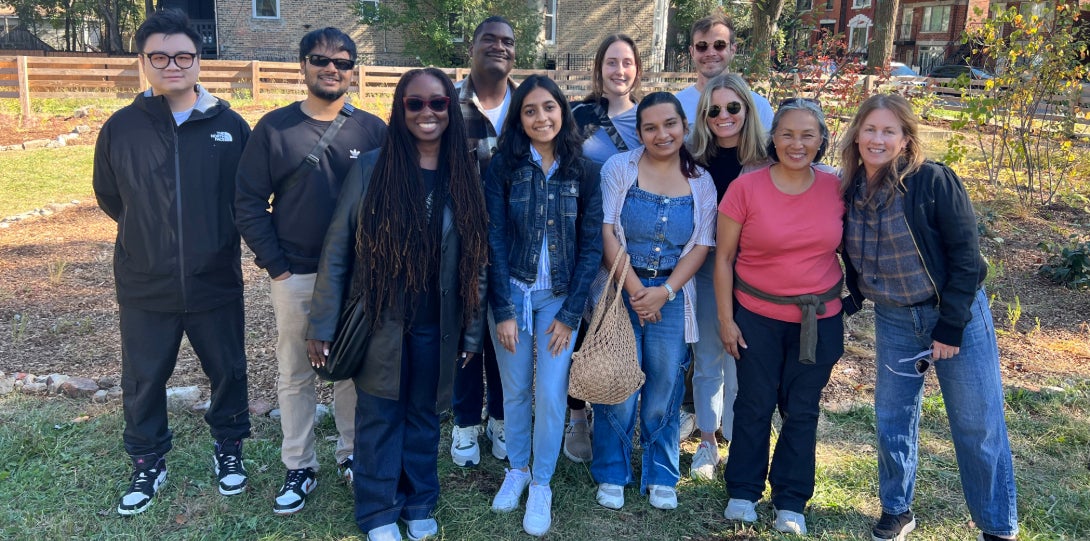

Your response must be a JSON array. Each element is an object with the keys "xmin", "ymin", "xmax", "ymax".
[
  {"xmin": 510, "ymin": 146, "xmax": 557, "ymax": 330},
  {"xmin": 456, "ymin": 76, "xmax": 517, "ymax": 176}
]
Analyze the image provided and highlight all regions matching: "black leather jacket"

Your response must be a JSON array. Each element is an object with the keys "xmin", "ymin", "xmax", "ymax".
[{"xmin": 306, "ymin": 150, "xmax": 487, "ymax": 410}]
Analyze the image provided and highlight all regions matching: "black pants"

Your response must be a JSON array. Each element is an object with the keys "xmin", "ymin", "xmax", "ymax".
[
  {"xmin": 723, "ymin": 304, "xmax": 843, "ymax": 512},
  {"xmin": 119, "ymin": 299, "xmax": 251, "ymax": 457}
]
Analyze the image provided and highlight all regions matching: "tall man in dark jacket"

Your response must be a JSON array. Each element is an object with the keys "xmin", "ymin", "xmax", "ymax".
[
  {"xmin": 93, "ymin": 9, "xmax": 252, "ymax": 516},
  {"xmin": 235, "ymin": 27, "xmax": 386, "ymax": 516}
]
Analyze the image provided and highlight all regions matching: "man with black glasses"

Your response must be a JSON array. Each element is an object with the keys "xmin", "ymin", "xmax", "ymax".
[
  {"xmin": 235, "ymin": 27, "xmax": 386, "ymax": 516},
  {"xmin": 93, "ymin": 9, "xmax": 252, "ymax": 516},
  {"xmin": 675, "ymin": 12, "xmax": 773, "ymax": 130}
]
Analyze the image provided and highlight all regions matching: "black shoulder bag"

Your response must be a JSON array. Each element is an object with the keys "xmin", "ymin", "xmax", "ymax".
[{"xmin": 275, "ymin": 103, "xmax": 356, "ymax": 197}]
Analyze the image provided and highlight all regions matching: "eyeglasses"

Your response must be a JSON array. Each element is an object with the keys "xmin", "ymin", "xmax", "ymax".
[
  {"xmin": 779, "ymin": 97, "xmax": 822, "ymax": 109},
  {"xmin": 885, "ymin": 349, "xmax": 934, "ymax": 378},
  {"xmin": 404, "ymin": 96, "xmax": 451, "ymax": 113},
  {"xmin": 145, "ymin": 52, "xmax": 197, "ymax": 69},
  {"xmin": 708, "ymin": 102, "xmax": 743, "ymax": 117},
  {"xmin": 693, "ymin": 40, "xmax": 729, "ymax": 53},
  {"xmin": 306, "ymin": 54, "xmax": 355, "ymax": 71}
]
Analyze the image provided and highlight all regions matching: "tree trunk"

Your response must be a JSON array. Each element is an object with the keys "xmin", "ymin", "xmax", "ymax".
[
  {"xmin": 867, "ymin": 0, "xmax": 899, "ymax": 69},
  {"xmin": 749, "ymin": 0, "xmax": 785, "ymax": 75}
]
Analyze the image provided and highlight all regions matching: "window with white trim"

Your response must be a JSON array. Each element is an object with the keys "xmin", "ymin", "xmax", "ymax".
[
  {"xmin": 359, "ymin": 0, "xmax": 379, "ymax": 20},
  {"xmin": 849, "ymin": 25, "xmax": 869, "ymax": 51},
  {"xmin": 900, "ymin": 8, "xmax": 913, "ymax": 39},
  {"xmin": 921, "ymin": 6, "xmax": 951, "ymax": 33},
  {"xmin": 253, "ymin": 0, "xmax": 279, "ymax": 18},
  {"xmin": 797, "ymin": 0, "xmax": 813, "ymax": 12},
  {"xmin": 544, "ymin": 0, "xmax": 557, "ymax": 44},
  {"xmin": 852, "ymin": 0, "xmax": 871, "ymax": 8}
]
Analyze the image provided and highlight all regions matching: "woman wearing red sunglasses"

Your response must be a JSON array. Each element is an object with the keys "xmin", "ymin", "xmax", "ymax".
[{"xmin": 306, "ymin": 67, "xmax": 489, "ymax": 541}]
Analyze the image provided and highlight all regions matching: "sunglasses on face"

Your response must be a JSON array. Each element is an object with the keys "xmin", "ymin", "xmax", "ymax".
[
  {"xmin": 708, "ymin": 102, "xmax": 743, "ymax": 117},
  {"xmin": 885, "ymin": 349, "xmax": 934, "ymax": 378},
  {"xmin": 693, "ymin": 40, "xmax": 729, "ymax": 53},
  {"xmin": 404, "ymin": 96, "xmax": 451, "ymax": 113},
  {"xmin": 306, "ymin": 54, "xmax": 355, "ymax": 71},
  {"xmin": 145, "ymin": 52, "xmax": 196, "ymax": 69}
]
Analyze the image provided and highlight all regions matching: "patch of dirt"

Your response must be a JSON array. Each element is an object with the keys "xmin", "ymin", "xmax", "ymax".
[{"xmin": 0, "ymin": 112, "xmax": 105, "ymax": 147}]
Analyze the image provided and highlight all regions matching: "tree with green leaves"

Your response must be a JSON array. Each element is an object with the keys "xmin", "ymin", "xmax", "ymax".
[{"xmin": 358, "ymin": 0, "xmax": 541, "ymax": 67}]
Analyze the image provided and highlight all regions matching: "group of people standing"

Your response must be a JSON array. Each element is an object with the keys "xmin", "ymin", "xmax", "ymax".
[{"xmin": 92, "ymin": 8, "xmax": 1019, "ymax": 541}]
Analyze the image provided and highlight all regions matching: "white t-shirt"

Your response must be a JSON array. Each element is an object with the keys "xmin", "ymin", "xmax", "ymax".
[
  {"xmin": 482, "ymin": 88, "xmax": 512, "ymax": 136},
  {"xmin": 172, "ymin": 107, "xmax": 194, "ymax": 125}
]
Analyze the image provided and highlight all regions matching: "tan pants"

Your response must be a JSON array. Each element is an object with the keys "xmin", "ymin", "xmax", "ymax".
[{"xmin": 270, "ymin": 273, "xmax": 356, "ymax": 470}]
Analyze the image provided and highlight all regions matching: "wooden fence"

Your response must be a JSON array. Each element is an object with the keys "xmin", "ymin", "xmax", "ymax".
[
  {"xmin": 1, "ymin": 55, "xmax": 1087, "ymax": 124},
  {"xmin": 0, "ymin": 56, "xmax": 698, "ymax": 117}
]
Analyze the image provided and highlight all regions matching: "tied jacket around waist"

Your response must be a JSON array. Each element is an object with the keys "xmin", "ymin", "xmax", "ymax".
[
  {"xmin": 484, "ymin": 152, "xmax": 604, "ymax": 330},
  {"xmin": 306, "ymin": 150, "xmax": 488, "ymax": 411},
  {"xmin": 93, "ymin": 86, "xmax": 251, "ymax": 312}
]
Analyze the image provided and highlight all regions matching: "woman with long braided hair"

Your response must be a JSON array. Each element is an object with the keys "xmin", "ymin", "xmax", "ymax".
[{"xmin": 306, "ymin": 67, "xmax": 489, "ymax": 541}]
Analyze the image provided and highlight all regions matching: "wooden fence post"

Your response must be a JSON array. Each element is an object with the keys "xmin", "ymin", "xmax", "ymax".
[
  {"xmin": 357, "ymin": 65, "xmax": 367, "ymax": 105},
  {"xmin": 16, "ymin": 55, "xmax": 31, "ymax": 120},
  {"xmin": 251, "ymin": 60, "xmax": 262, "ymax": 102},
  {"xmin": 136, "ymin": 56, "xmax": 145, "ymax": 89}
]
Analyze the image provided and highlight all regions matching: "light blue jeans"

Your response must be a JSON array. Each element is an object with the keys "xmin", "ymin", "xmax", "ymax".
[
  {"xmin": 490, "ymin": 288, "xmax": 576, "ymax": 486},
  {"xmin": 591, "ymin": 277, "xmax": 690, "ymax": 492},
  {"xmin": 691, "ymin": 256, "xmax": 738, "ymax": 439},
  {"xmin": 873, "ymin": 288, "xmax": 1018, "ymax": 538}
]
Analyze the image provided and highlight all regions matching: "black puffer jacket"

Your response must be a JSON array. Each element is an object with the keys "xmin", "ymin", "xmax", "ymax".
[
  {"xmin": 306, "ymin": 150, "xmax": 487, "ymax": 411},
  {"xmin": 93, "ymin": 86, "xmax": 251, "ymax": 312}
]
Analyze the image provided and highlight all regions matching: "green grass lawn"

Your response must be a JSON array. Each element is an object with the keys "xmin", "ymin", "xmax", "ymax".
[
  {"xmin": 1, "ymin": 379, "xmax": 1087, "ymax": 540},
  {"xmin": 0, "ymin": 145, "xmax": 95, "ymax": 219}
]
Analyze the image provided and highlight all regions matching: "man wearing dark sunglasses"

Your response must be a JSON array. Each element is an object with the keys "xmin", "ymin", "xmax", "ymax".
[
  {"xmin": 449, "ymin": 15, "xmax": 517, "ymax": 469},
  {"xmin": 675, "ymin": 12, "xmax": 774, "ymax": 132},
  {"xmin": 235, "ymin": 27, "xmax": 386, "ymax": 517},
  {"xmin": 94, "ymin": 9, "xmax": 253, "ymax": 517}
]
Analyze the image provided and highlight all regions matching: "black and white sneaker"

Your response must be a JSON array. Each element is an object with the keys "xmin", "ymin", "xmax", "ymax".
[
  {"xmin": 273, "ymin": 468, "xmax": 317, "ymax": 515},
  {"xmin": 872, "ymin": 510, "xmax": 916, "ymax": 541},
  {"xmin": 213, "ymin": 439, "xmax": 248, "ymax": 496},
  {"xmin": 338, "ymin": 455, "xmax": 354, "ymax": 485},
  {"xmin": 117, "ymin": 455, "xmax": 167, "ymax": 516}
]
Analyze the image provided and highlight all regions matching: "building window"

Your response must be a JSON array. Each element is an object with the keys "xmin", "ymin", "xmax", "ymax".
[
  {"xmin": 825, "ymin": 0, "xmax": 833, "ymax": 10},
  {"xmin": 449, "ymin": 12, "xmax": 464, "ymax": 43},
  {"xmin": 544, "ymin": 0, "xmax": 557, "ymax": 44},
  {"xmin": 852, "ymin": 0, "xmax": 871, "ymax": 8},
  {"xmin": 359, "ymin": 0, "xmax": 379, "ymax": 20},
  {"xmin": 900, "ymin": 8, "xmax": 913, "ymax": 39},
  {"xmin": 253, "ymin": 0, "xmax": 278, "ymax": 18},
  {"xmin": 921, "ymin": 6, "xmax": 951, "ymax": 33},
  {"xmin": 1019, "ymin": 2, "xmax": 1046, "ymax": 20},
  {"xmin": 849, "ymin": 25, "xmax": 869, "ymax": 51},
  {"xmin": 797, "ymin": 0, "xmax": 813, "ymax": 12}
]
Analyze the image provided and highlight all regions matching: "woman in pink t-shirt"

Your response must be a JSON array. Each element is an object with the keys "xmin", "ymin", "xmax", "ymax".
[{"xmin": 713, "ymin": 98, "xmax": 845, "ymax": 535}]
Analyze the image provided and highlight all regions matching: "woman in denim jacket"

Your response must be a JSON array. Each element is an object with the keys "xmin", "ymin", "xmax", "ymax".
[
  {"xmin": 591, "ymin": 92, "xmax": 717, "ymax": 512},
  {"xmin": 483, "ymin": 74, "xmax": 604, "ymax": 537}
]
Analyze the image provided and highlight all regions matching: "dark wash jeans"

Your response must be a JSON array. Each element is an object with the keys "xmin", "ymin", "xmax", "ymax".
[
  {"xmin": 452, "ymin": 335, "xmax": 504, "ymax": 426},
  {"xmin": 353, "ymin": 322, "xmax": 442, "ymax": 533}
]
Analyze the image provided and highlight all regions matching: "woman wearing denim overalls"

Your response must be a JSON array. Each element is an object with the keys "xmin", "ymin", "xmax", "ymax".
[
  {"xmin": 484, "ymin": 74, "xmax": 604, "ymax": 537},
  {"xmin": 591, "ymin": 92, "xmax": 717, "ymax": 511}
]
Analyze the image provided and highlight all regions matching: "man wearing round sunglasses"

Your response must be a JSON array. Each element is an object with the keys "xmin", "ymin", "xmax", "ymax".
[
  {"xmin": 449, "ymin": 15, "xmax": 518, "ymax": 469},
  {"xmin": 235, "ymin": 27, "xmax": 386, "ymax": 516},
  {"xmin": 675, "ymin": 12, "xmax": 774, "ymax": 132},
  {"xmin": 94, "ymin": 9, "xmax": 252, "ymax": 517}
]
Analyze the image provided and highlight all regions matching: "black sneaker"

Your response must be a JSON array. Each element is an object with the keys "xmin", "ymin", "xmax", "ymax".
[
  {"xmin": 213, "ymin": 439, "xmax": 247, "ymax": 496},
  {"xmin": 338, "ymin": 455, "xmax": 354, "ymax": 485},
  {"xmin": 872, "ymin": 510, "xmax": 916, "ymax": 541},
  {"xmin": 117, "ymin": 455, "xmax": 167, "ymax": 516},
  {"xmin": 978, "ymin": 534, "xmax": 1017, "ymax": 541},
  {"xmin": 273, "ymin": 468, "xmax": 317, "ymax": 515}
]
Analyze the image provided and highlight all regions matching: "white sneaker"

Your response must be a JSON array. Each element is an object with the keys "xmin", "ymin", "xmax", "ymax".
[
  {"xmin": 689, "ymin": 441, "xmax": 719, "ymax": 480},
  {"xmin": 450, "ymin": 425, "xmax": 480, "ymax": 467},
  {"xmin": 491, "ymin": 468, "xmax": 531, "ymax": 512},
  {"xmin": 522, "ymin": 484, "xmax": 553, "ymax": 537},
  {"xmin": 367, "ymin": 522, "xmax": 403, "ymax": 541},
  {"xmin": 648, "ymin": 484, "xmax": 678, "ymax": 510},
  {"xmin": 595, "ymin": 483, "xmax": 624, "ymax": 509},
  {"xmin": 679, "ymin": 410, "xmax": 697, "ymax": 442},
  {"xmin": 774, "ymin": 507, "xmax": 808, "ymax": 535},
  {"xmin": 403, "ymin": 517, "xmax": 438, "ymax": 540},
  {"xmin": 486, "ymin": 418, "xmax": 507, "ymax": 460},
  {"xmin": 724, "ymin": 498, "xmax": 758, "ymax": 522}
]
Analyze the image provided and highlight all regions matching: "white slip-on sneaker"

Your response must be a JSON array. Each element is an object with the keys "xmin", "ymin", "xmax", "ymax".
[
  {"xmin": 491, "ymin": 468, "xmax": 531, "ymax": 512},
  {"xmin": 595, "ymin": 483, "xmax": 624, "ymax": 509},
  {"xmin": 724, "ymin": 497, "xmax": 758, "ymax": 522}
]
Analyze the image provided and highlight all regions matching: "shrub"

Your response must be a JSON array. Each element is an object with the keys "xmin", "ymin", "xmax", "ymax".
[{"xmin": 1038, "ymin": 235, "xmax": 1090, "ymax": 290}]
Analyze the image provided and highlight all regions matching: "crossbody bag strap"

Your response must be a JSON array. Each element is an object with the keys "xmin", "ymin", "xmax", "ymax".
[
  {"xmin": 593, "ymin": 102, "xmax": 629, "ymax": 153},
  {"xmin": 276, "ymin": 103, "xmax": 356, "ymax": 197}
]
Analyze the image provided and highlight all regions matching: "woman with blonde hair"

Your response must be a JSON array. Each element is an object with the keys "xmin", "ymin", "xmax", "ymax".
[
  {"xmin": 685, "ymin": 73, "xmax": 770, "ymax": 480},
  {"xmin": 840, "ymin": 93, "xmax": 1018, "ymax": 541}
]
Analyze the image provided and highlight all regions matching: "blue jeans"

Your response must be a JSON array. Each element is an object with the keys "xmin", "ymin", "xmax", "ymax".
[
  {"xmin": 873, "ymin": 288, "xmax": 1018, "ymax": 537},
  {"xmin": 490, "ymin": 288, "xmax": 576, "ymax": 486},
  {"xmin": 353, "ymin": 323, "xmax": 441, "ymax": 532},
  {"xmin": 591, "ymin": 277, "xmax": 690, "ymax": 492},
  {"xmin": 452, "ymin": 335, "xmax": 504, "ymax": 426},
  {"xmin": 691, "ymin": 256, "xmax": 737, "ymax": 439}
]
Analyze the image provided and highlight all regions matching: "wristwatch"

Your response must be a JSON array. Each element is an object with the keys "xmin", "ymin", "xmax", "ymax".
[{"xmin": 663, "ymin": 283, "xmax": 676, "ymax": 302}]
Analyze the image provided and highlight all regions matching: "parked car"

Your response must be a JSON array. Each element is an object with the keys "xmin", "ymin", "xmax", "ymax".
[
  {"xmin": 890, "ymin": 62, "xmax": 927, "ymax": 95},
  {"xmin": 927, "ymin": 64, "xmax": 995, "ymax": 80}
]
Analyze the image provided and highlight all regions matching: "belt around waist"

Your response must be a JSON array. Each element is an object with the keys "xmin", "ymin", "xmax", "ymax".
[{"xmin": 632, "ymin": 267, "xmax": 673, "ymax": 279}]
